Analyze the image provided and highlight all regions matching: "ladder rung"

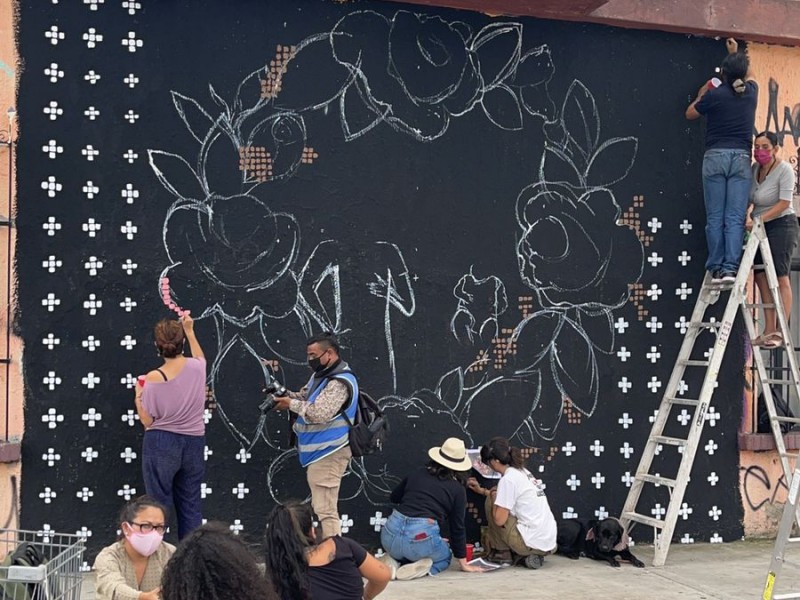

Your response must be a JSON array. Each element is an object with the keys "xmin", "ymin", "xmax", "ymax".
[
  {"xmin": 781, "ymin": 452, "xmax": 800, "ymax": 460},
  {"xmin": 774, "ymin": 416, "xmax": 800, "ymax": 424},
  {"xmin": 666, "ymin": 396, "xmax": 701, "ymax": 407},
  {"xmin": 637, "ymin": 473, "xmax": 677, "ymax": 487},
  {"xmin": 651, "ymin": 435, "xmax": 687, "ymax": 447},
  {"xmin": 766, "ymin": 379, "xmax": 795, "ymax": 385},
  {"xmin": 678, "ymin": 359, "xmax": 711, "ymax": 367},
  {"xmin": 622, "ymin": 511, "xmax": 665, "ymax": 529},
  {"xmin": 745, "ymin": 303, "xmax": 776, "ymax": 308},
  {"xmin": 774, "ymin": 593, "xmax": 800, "ymax": 600},
  {"xmin": 786, "ymin": 537, "xmax": 800, "ymax": 544}
]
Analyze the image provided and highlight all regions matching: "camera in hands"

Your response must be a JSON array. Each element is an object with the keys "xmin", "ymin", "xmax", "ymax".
[{"xmin": 260, "ymin": 381, "xmax": 288, "ymax": 412}]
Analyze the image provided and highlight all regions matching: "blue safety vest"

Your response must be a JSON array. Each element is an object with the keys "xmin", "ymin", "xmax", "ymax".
[{"xmin": 294, "ymin": 372, "xmax": 358, "ymax": 467}]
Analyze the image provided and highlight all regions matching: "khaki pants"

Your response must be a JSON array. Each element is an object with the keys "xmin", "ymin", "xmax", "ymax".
[
  {"xmin": 484, "ymin": 495, "xmax": 549, "ymax": 557},
  {"xmin": 306, "ymin": 445, "xmax": 352, "ymax": 538}
]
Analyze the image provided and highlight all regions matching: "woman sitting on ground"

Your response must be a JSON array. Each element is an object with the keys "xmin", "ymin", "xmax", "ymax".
[
  {"xmin": 161, "ymin": 522, "xmax": 277, "ymax": 600},
  {"xmin": 747, "ymin": 130, "xmax": 799, "ymax": 348},
  {"xmin": 467, "ymin": 437, "xmax": 557, "ymax": 569},
  {"xmin": 94, "ymin": 496, "xmax": 175, "ymax": 600},
  {"xmin": 264, "ymin": 501, "xmax": 391, "ymax": 600},
  {"xmin": 381, "ymin": 437, "xmax": 486, "ymax": 579}
]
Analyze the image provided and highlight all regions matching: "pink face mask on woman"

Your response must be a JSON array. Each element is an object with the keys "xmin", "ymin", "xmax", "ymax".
[
  {"xmin": 124, "ymin": 525, "xmax": 164, "ymax": 557},
  {"xmin": 754, "ymin": 149, "xmax": 774, "ymax": 166}
]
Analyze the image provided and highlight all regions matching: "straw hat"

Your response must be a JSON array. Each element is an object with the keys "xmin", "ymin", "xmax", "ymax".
[{"xmin": 428, "ymin": 437, "xmax": 472, "ymax": 471}]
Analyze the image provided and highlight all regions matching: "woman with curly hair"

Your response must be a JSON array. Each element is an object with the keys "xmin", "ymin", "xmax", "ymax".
[
  {"xmin": 160, "ymin": 522, "xmax": 277, "ymax": 600},
  {"xmin": 264, "ymin": 501, "xmax": 390, "ymax": 600},
  {"xmin": 134, "ymin": 313, "xmax": 206, "ymax": 539}
]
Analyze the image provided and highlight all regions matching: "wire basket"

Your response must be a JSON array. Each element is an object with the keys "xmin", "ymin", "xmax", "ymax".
[{"xmin": 0, "ymin": 529, "xmax": 85, "ymax": 600}]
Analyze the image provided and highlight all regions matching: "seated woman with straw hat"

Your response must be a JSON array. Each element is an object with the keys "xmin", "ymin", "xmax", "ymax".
[{"xmin": 379, "ymin": 437, "xmax": 486, "ymax": 579}]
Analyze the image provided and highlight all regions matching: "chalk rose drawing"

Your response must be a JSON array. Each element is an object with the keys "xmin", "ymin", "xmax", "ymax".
[{"xmin": 148, "ymin": 8, "xmax": 643, "ymax": 502}]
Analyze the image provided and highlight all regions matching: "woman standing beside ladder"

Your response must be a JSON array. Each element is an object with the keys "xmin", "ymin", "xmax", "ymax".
[{"xmin": 747, "ymin": 131, "xmax": 799, "ymax": 348}]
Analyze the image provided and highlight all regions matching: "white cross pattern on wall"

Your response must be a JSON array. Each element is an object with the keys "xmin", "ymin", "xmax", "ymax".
[
  {"xmin": 616, "ymin": 346, "xmax": 631, "ymax": 361},
  {"xmin": 83, "ymin": 181, "xmax": 99, "ymax": 199},
  {"xmin": 680, "ymin": 219, "xmax": 693, "ymax": 234},
  {"xmin": 39, "ymin": 487, "xmax": 57, "ymax": 504},
  {"xmin": 83, "ymin": 294, "xmax": 102, "ymax": 315},
  {"xmin": 81, "ymin": 447, "xmax": 98, "ymax": 463},
  {"xmin": 678, "ymin": 502, "xmax": 693, "ymax": 520},
  {"xmin": 121, "ymin": 184, "xmax": 139, "ymax": 204},
  {"xmin": 589, "ymin": 440, "xmax": 604, "ymax": 457},
  {"xmin": 124, "ymin": 110, "xmax": 139, "ymax": 124},
  {"xmin": 120, "ymin": 447, "xmax": 137, "ymax": 463},
  {"xmin": 44, "ymin": 63, "xmax": 64, "ymax": 83},
  {"xmin": 122, "ymin": 1, "xmax": 142, "ymax": 15},
  {"xmin": 370, "ymin": 512, "xmax": 387, "ymax": 532},
  {"xmin": 83, "ymin": 218, "xmax": 101, "ymax": 238},
  {"xmin": 618, "ymin": 413, "xmax": 633, "ymax": 429},
  {"xmin": 614, "ymin": 317, "xmax": 629, "ymax": 334},
  {"xmin": 340, "ymin": 514, "xmax": 354, "ymax": 533},
  {"xmin": 566, "ymin": 474, "xmax": 580, "ymax": 491},
  {"xmin": 76, "ymin": 487, "xmax": 94, "ymax": 502},
  {"xmin": 82, "ymin": 145, "xmax": 100, "ymax": 161},
  {"xmin": 561, "ymin": 441, "xmax": 576, "ymax": 456},
  {"xmin": 647, "ymin": 252, "xmax": 663, "ymax": 267},
  {"xmin": 84, "ymin": 70, "xmax": 101, "ymax": 84},
  {"xmin": 42, "ymin": 372, "xmax": 62, "ymax": 391},
  {"xmin": 120, "ymin": 221, "xmax": 138, "ymax": 240},
  {"xmin": 617, "ymin": 377, "xmax": 631, "ymax": 393},
  {"xmin": 232, "ymin": 483, "xmax": 249, "ymax": 499},
  {"xmin": 81, "ymin": 335, "xmax": 100, "ymax": 352},
  {"xmin": 201, "ymin": 483, "xmax": 212, "ymax": 499},
  {"xmin": 704, "ymin": 439, "xmax": 718, "ymax": 455},
  {"xmin": 82, "ymin": 27, "xmax": 104, "ymax": 48},
  {"xmin": 42, "ymin": 448, "xmax": 61, "ymax": 467},
  {"xmin": 81, "ymin": 408, "xmax": 102, "ymax": 427},
  {"xmin": 646, "ymin": 316, "xmax": 663, "ymax": 333},
  {"xmin": 41, "ymin": 408, "xmax": 63, "ymax": 429},
  {"xmin": 45, "ymin": 25, "xmax": 64, "ymax": 45},
  {"xmin": 42, "ymin": 216, "xmax": 61, "ymax": 236},
  {"xmin": 120, "ymin": 297, "xmax": 138, "ymax": 312},
  {"xmin": 123, "ymin": 149, "xmax": 139, "ymax": 163},
  {"xmin": 678, "ymin": 251, "xmax": 692, "ymax": 266},
  {"xmin": 82, "ymin": 372, "xmax": 101, "ymax": 389},
  {"xmin": 43, "ymin": 101, "xmax": 63, "ymax": 120},
  {"xmin": 41, "ymin": 176, "xmax": 62, "ymax": 197},
  {"xmin": 120, "ymin": 335, "xmax": 137, "ymax": 350},
  {"xmin": 229, "ymin": 520, "xmax": 244, "ymax": 535},
  {"xmin": 84, "ymin": 256, "xmax": 104, "ymax": 275},
  {"xmin": 121, "ymin": 31, "xmax": 144, "ymax": 52},
  {"xmin": 42, "ymin": 139, "xmax": 63, "ymax": 159},
  {"xmin": 42, "ymin": 333, "xmax": 60, "ymax": 350},
  {"xmin": 619, "ymin": 442, "xmax": 634, "ymax": 459},
  {"xmin": 121, "ymin": 410, "xmax": 139, "ymax": 426},
  {"xmin": 675, "ymin": 282, "xmax": 693, "ymax": 300},
  {"xmin": 83, "ymin": 0, "xmax": 104, "ymax": 10},
  {"xmin": 121, "ymin": 259, "xmax": 138, "ymax": 275},
  {"xmin": 42, "ymin": 255, "xmax": 62, "ymax": 273},
  {"xmin": 646, "ymin": 283, "xmax": 662, "ymax": 299},
  {"xmin": 591, "ymin": 472, "xmax": 605, "ymax": 489},
  {"xmin": 117, "ymin": 484, "xmax": 137, "ymax": 501},
  {"xmin": 621, "ymin": 472, "xmax": 634, "ymax": 487},
  {"xmin": 124, "ymin": 73, "xmax": 140, "ymax": 88},
  {"xmin": 84, "ymin": 106, "xmax": 100, "ymax": 120}
]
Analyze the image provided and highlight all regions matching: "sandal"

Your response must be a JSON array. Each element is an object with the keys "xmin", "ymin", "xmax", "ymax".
[{"xmin": 763, "ymin": 332, "xmax": 784, "ymax": 349}]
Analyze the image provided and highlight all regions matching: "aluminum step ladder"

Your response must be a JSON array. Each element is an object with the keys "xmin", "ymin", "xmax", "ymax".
[
  {"xmin": 763, "ymin": 464, "xmax": 800, "ymax": 600},
  {"xmin": 620, "ymin": 218, "xmax": 800, "ymax": 567}
]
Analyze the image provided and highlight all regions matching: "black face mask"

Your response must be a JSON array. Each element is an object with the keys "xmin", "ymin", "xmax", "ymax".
[{"xmin": 308, "ymin": 351, "xmax": 328, "ymax": 373}]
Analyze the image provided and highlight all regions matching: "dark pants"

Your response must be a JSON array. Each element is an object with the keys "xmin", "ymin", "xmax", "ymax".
[{"xmin": 142, "ymin": 429, "xmax": 205, "ymax": 539}]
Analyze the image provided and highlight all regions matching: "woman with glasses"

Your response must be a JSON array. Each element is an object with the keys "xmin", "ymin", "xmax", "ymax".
[
  {"xmin": 134, "ymin": 313, "xmax": 206, "ymax": 539},
  {"xmin": 94, "ymin": 496, "xmax": 174, "ymax": 600}
]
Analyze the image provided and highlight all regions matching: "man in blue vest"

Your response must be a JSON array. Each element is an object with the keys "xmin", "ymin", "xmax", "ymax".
[{"xmin": 273, "ymin": 332, "xmax": 358, "ymax": 538}]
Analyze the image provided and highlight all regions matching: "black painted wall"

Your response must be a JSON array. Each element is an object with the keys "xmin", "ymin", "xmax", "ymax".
[{"xmin": 17, "ymin": 0, "xmax": 745, "ymax": 561}]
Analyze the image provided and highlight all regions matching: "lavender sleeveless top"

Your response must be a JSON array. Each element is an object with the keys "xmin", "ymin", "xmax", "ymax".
[{"xmin": 141, "ymin": 357, "xmax": 206, "ymax": 436}]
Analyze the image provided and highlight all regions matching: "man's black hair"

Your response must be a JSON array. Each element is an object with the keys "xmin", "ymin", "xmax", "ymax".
[{"xmin": 305, "ymin": 331, "xmax": 340, "ymax": 353}]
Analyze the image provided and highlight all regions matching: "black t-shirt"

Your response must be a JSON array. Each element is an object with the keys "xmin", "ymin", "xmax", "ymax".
[
  {"xmin": 308, "ymin": 536, "xmax": 367, "ymax": 600},
  {"xmin": 695, "ymin": 80, "xmax": 758, "ymax": 151},
  {"xmin": 390, "ymin": 466, "xmax": 467, "ymax": 558}
]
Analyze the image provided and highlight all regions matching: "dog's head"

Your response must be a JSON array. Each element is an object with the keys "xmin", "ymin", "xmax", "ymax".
[{"xmin": 586, "ymin": 518, "xmax": 629, "ymax": 553}]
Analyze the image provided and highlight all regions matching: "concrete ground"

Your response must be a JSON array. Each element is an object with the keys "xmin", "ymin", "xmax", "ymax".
[{"xmin": 77, "ymin": 538, "xmax": 800, "ymax": 600}]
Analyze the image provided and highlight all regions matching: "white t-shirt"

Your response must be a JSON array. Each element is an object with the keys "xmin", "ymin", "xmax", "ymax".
[{"xmin": 495, "ymin": 467, "xmax": 557, "ymax": 552}]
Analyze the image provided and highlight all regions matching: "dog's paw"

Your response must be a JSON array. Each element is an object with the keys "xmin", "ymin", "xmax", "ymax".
[
  {"xmin": 609, "ymin": 559, "xmax": 621, "ymax": 568},
  {"xmin": 632, "ymin": 559, "xmax": 645, "ymax": 568}
]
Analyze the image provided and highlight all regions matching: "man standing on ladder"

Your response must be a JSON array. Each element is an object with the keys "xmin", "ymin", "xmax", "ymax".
[{"xmin": 685, "ymin": 37, "xmax": 758, "ymax": 284}]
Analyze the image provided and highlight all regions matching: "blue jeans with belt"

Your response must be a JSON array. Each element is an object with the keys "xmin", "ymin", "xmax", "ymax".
[
  {"xmin": 702, "ymin": 149, "xmax": 752, "ymax": 273},
  {"xmin": 142, "ymin": 429, "xmax": 205, "ymax": 539},
  {"xmin": 380, "ymin": 510, "xmax": 452, "ymax": 575}
]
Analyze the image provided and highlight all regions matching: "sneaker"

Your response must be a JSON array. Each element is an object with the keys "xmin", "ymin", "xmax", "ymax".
[
  {"xmin": 710, "ymin": 271, "xmax": 724, "ymax": 284},
  {"xmin": 485, "ymin": 550, "xmax": 514, "ymax": 565},
  {"xmin": 720, "ymin": 271, "xmax": 737, "ymax": 284},
  {"xmin": 523, "ymin": 554, "xmax": 545, "ymax": 569},
  {"xmin": 377, "ymin": 553, "xmax": 399, "ymax": 580},
  {"xmin": 396, "ymin": 558, "xmax": 433, "ymax": 581}
]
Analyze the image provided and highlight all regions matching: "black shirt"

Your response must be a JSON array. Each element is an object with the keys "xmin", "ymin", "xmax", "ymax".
[
  {"xmin": 695, "ymin": 80, "xmax": 758, "ymax": 151},
  {"xmin": 391, "ymin": 466, "xmax": 468, "ymax": 559},
  {"xmin": 308, "ymin": 536, "xmax": 367, "ymax": 600}
]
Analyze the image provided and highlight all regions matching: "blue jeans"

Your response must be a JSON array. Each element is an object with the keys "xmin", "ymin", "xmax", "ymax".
[
  {"xmin": 142, "ymin": 429, "xmax": 205, "ymax": 539},
  {"xmin": 380, "ymin": 511, "xmax": 452, "ymax": 575},
  {"xmin": 702, "ymin": 149, "xmax": 752, "ymax": 273}
]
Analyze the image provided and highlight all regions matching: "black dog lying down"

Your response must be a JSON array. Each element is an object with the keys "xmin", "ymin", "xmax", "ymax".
[{"xmin": 556, "ymin": 518, "xmax": 645, "ymax": 568}]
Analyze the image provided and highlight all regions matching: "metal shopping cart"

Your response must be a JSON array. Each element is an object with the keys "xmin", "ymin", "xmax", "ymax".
[{"xmin": 0, "ymin": 529, "xmax": 85, "ymax": 600}]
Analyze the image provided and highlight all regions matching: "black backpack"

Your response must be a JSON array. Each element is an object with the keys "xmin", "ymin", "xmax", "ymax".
[
  {"xmin": 1, "ymin": 542, "xmax": 46, "ymax": 600},
  {"xmin": 342, "ymin": 391, "xmax": 388, "ymax": 457},
  {"xmin": 757, "ymin": 386, "xmax": 796, "ymax": 434}
]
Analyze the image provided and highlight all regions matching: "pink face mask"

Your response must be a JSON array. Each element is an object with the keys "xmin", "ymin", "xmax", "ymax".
[
  {"xmin": 754, "ymin": 149, "xmax": 773, "ymax": 166},
  {"xmin": 124, "ymin": 525, "xmax": 163, "ymax": 557}
]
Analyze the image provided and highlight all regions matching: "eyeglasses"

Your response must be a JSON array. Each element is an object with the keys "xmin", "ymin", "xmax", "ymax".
[{"xmin": 129, "ymin": 522, "xmax": 168, "ymax": 534}]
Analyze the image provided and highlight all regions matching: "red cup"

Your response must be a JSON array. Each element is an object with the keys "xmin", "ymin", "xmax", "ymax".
[
  {"xmin": 465, "ymin": 543, "xmax": 474, "ymax": 561},
  {"xmin": 137, "ymin": 375, "xmax": 146, "ymax": 387}
]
